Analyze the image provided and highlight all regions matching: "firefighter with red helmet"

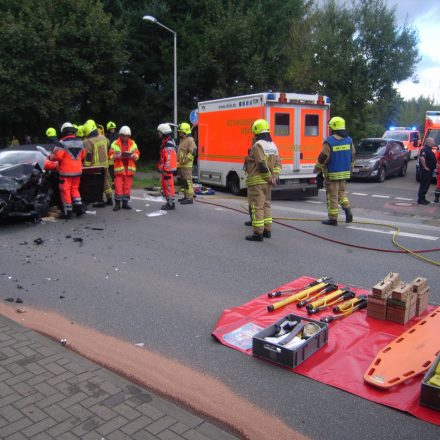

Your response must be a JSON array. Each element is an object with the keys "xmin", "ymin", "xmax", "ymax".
[
  {"xmin": 108, "ymin": 126, "xmax": 140, "ymax": 211},
  {"xmin": 49, "ymin": 123, "xmax": 86, "ymax": 219},
  {"xmin": 157, "ymin": 123, "xmax": 177, "ymax": 210}
]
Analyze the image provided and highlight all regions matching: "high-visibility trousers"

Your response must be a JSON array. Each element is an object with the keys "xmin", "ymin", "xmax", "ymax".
[
  {"xmin": 248, "ymin": 183, "xmax": 272, "ymax": 234},
  {"xmin": 178, "ymin": 167, "xmax": 193, "ymax": 197},
  {"xmin": 114, "ymin": 174, "xmax": 133, "ymax": 202},
  {"xmin": 327, "ymin": 179, "xmax": 350, "ymax": 220},
  {"xmin": 162, "ymin": 173, "xmax": 175, "ymax": 203},
  {"xmin": 59, "ymin": 176, "xmax": 82, "ymax": 214}
]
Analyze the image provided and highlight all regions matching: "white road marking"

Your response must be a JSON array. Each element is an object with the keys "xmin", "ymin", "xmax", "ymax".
[
  {"xmin": 346, "ymin": 226, "xmax": 438, "ymax": 241},
  {"xmin": 394, "ymin": 197, "xmax": 413, "ymax": 201},
  {"xmin": 371, "ymin": 195, "xmax": 390, "ymax": 198},
  {"xmin": 305, "ymin": 200, "xmax": 323, "ymax": 204},
  {"xmin": 351, "ymin": 192, "xmax": 368, "ymax": 196}
]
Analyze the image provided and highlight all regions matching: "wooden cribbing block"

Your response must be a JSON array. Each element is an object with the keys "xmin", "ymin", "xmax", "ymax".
[
  {"xmin": 416, "ymin": 287, "xmax": 430, "ymax": 316},
  {"xmin": 372, "ymin": 280, "xmax": 392, "ymax": 298},
  {"xmin": 384, "ymin": 272, "xmax": 400, "ymax": 288},
  {"xmin": 391, "ymin": 282, "xmax": 412, "ymax": 301},
  {"xmin": 412, "ymin": 277, "xmax": 428, "ymax": 293},
  {"xmin": 367, "ymin": 301, "xmax": 387, "ymax": 320}
]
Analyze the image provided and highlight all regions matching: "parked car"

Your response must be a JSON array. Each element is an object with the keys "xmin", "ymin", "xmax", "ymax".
[
  {"xmin": 351, "ymin": 138, "xmax": 409, "ymax": 182},
  {"xmin": 0, "ymin": 145, "xmax": 105, "ymax": 219}
]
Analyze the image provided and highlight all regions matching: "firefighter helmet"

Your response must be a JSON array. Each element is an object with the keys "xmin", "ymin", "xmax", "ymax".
[
  {"xmin": 46, "ymin": 127, "xmax": 57, "ymax": 138},
  {"xmin": 107, "ymin": 121, "xmax": 116, "ymax": 130},
  {"xmin": 60, "ymin": 122, "xmax": 76, "ymax": 134},
  {"xmin": 119, "ymin": 125, "xmax": 131, "ymax": 136},
  {"xmin": 83, "ymin": 119, "xmax": 97, "ymax": 137},
  {"xmin": 178, "ymin": 122, "xmax": 191, "ymax": 135},
  {"xmin": 251, "ymin": 119, "xmax": 270, "ymax": 135},
  {"xmin": 328, "ymin": 116, "xmax": 346, "ymax": 131},
  {"xmin": 76, "ymin": 125, "xmax": 84, "ymax": 137},
  {"xmin": 157, "ymin": 123, "xmax": 172, "ymax": 135}
]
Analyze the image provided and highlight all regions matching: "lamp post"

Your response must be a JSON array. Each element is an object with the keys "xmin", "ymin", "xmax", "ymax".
[{"xmin": 143, "ymin": 15, "xmax": 177, "ymax": 137}]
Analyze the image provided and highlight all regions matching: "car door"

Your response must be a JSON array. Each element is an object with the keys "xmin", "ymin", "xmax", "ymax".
[{"xmin": 388, "ymin": 142, "xmax": 400, "ymax": 173}]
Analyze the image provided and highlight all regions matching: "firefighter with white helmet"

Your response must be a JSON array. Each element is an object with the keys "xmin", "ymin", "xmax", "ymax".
[
  {"xmin": 108, "ymin": 125, "xmax": 140, "ymax": 211},
  {"xmin": 177, "ymin": 122, "xmax": 196, "ymax": 204},
  {"xmin": 157, "ymin": 123, "xmax": 177, "ymax": 210},
  {"xmin": 314, "ymin": 116, "xmax": 355, "ymax": 225},
  {"xmin": 244, "ymin": 119, "xmax": 282, "ymax": 241}
]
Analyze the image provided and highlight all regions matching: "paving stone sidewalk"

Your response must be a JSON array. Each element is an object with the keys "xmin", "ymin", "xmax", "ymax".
[{"xmin": 0, "ymin": 315, "xmax": 239, "ymax": 440}]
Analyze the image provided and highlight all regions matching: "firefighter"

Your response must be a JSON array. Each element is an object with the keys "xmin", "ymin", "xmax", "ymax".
[
  {"xmin": 109, "ymin": 125, "xmax": 140, "ymax": 211},
  {"xmin": 106, "ymin": 121, "xmax": 118, "ymax": 181},
  {"xmin": 83, "ymin": 119, "xmax": 113, "ymax": 206},
  {"xmin": 314, "ymin": 116, "xmax": 354, "ymax": 225},
  {"xmin": 45, "ymin": 127, "xmax": 58, "ymax": 143},
  {"xmin": 177, "ymin": 122, "xmax": 196, "ymax": 204},
  {"xmin": 157, "ymin": 123, "xmax": 177, "ymax": 210},
  {"xmin": 49, "ymin": 123, "xmax": 85, "ymax": 219},
  {"xmin": 244, "ymin": 119, "xmax": 282, "ymax": 241}
]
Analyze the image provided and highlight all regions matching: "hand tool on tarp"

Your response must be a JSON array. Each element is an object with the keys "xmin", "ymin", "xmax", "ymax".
[
  {"xmin": 320, "ymin": 295, "xmax": 368, "ymax": 323},
  {"xmin": 307, "ymin": 289, "xmax": 355, "ymax": 315},
  {"xmin": 297, "ymin": 284, "xmax": 338, "ymax": 308},
  {"xmin": 267, "ymin": 279, "xmax": 333, "ymax": 312},
  {"xmin": 267, "ymin": 276, "xmax": 331, "ymax": 298}
]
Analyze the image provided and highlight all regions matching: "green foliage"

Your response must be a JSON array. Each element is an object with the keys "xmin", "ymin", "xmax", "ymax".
[{"xmin": 397, "ymin": 96, "xmax": 440, "ymax": 132}]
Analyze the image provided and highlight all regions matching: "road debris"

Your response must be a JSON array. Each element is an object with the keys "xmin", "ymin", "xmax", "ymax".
[
  {"xmin": 33, "ymin": 238, "xmax": 44, "ymax": 245},
  {"xmin": 15, "ymin": 298, "xmax": 23, "ymax": 303},
  {"xmin": 60, "ymin": 338, "xmax": 67, "ymax": 346},
  {"xmin": 146, "ymin": 210, "xmax": 167, "ymax": 217},
  {"xmin": 4, "ymin": 298, "xmax": 14, "ymax": 302},
  {"xmin": 16, "ymin": 308, "xmax": 26, "ymax": 313},
  {"xmin": 85, "ymin": 210, "xmax": 96, "ymax": 215}
]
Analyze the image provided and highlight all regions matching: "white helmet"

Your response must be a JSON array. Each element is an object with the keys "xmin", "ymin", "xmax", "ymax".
[
  {"xmin": 157, "ymin": 123, "xmax": 172, "ymax": 135},
  {"xmin": 60, "ymin": 122, "xmax": 75, "ymax": 133},
  {"xmin": 119, "ymin": 125, "xmax": 131, "ymax": 136}
]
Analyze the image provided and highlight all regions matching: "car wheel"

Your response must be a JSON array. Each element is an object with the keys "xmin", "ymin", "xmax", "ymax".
[
  {"xmin": 398, "ymin": 162, "xmax": 407, "ymax": 177},
  {"xmin": 376, "ymin": 166, "xmax": 386, "ymax": 183},
  {"xmin": 227, "ymin": 172, "xmax": 242, "ymax": 196}
]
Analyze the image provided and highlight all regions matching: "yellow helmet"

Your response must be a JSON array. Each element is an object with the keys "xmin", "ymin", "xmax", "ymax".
[
  {"xmin": 107, "ymin": 121, "xmax": 116, "ymax": 130},
  {"xmin": 251, "ymin": 119, "xmax": 270, "ymax": 135},
  {"xmin": 76, "ymin": 125, "xmax": 84, "ymax": 137},
  {"xmin": 178, "ymin": 122, "xmax": 191, "ymax": 135},
  {"xmin": 328, "ymin": 116, "xmax": 346, "ymax": 131},
  {"xmin": 46, "ymin": 127, "xmax": 57, "ymax": 138},
  {"xmin": 83, "ymin": 119, "xmax": 97, "ymax": 137}
]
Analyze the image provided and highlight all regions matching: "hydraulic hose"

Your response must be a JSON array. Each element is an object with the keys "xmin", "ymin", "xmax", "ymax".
[{"xmin": 195, "ymin": 198, "xmax": 440, "ymax": 267}]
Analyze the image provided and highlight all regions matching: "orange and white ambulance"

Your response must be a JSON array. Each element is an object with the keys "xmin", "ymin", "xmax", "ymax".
[
  {"xmin": 382, "ymin": 126, "xmax": 421, "ymax": 159},
  {"xmin": 421, "ymin": 111, "xmax": 440, "ymax": 147},
  {"xmin": 196, "ymin": 92, "xmax": 331, "ymax": 196}
]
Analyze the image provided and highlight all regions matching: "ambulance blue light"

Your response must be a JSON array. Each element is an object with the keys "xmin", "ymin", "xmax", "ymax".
[
  {"xmin": 325, "ymin": 97, "xmax": 331, "ymax": 103},
  {"xmin": 389, "ymin": 126, "xmax": 396, "ymax": 130},
  {"xmin": 267, "ymin": 93, "xmax": 275, "ymax": 100}
]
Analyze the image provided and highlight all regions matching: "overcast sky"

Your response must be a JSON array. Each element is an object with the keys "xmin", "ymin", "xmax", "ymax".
[{"xmin": 387, "ymin": 0, "xmax": 440, "ymax": 102}]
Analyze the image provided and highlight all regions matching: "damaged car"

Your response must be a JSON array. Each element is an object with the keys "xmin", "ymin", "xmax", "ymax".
[{"xmin": 0, "ymin": 145, "xmax": 105, "ymax": 219}]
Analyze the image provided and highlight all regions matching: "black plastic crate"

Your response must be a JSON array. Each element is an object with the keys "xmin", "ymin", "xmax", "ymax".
[
  {"xmin": 252, "ymin": 314, "xmax": 328, "ymax": 369},
  {"xmin": 420, "ymin": 352, "xmax": 440, "ymax": 411}
]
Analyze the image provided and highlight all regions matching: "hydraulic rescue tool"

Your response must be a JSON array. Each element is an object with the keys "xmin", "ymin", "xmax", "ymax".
[
  {"xmin": 267, "ymin": 279, "xmax": 333, "ymax": 312},
  {"xmin": 320, "ymin": 295, "xmax": 368, "ymax": 323},
  {"xmin": 267, "ymin": 277, "xmax": 331, "ymax": 298},
  {"xmin": 306, "ymin": 289, "xmax": 355, "ymax": 315},
  {"xmin": 297, "ymin": 284, "xmax": 338, "ymax": 308}
]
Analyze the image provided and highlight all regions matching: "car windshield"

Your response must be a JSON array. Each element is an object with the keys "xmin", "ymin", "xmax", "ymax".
[
  {"xmin": 357, "ymin": 141, "xmax": 387, "ymax": 156},
  {"xmin": 382, "ymin": 131, "xmax": 408, "ymax": 142},
  {"xmin": 0, "ymin": 151, "xmax": 46, "ymax": 169}
]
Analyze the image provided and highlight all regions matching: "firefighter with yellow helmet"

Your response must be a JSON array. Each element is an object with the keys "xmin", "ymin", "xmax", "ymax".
[
  {"xmin": 106, "ymin": 121, "xmax": 118, "ymax": 180},
  {"xmin": 244, "ymin": 119, "xmax": 282, "ymax": 241},
  {"xmin": 177, "ymin": 122, "xmax": 196, "ymax": 204},
  {"xmin": 45, "ymin": 127, "xmax": 58, "ymax": 143},
  {"xmin": 82, "ymin": 119, "xmax": 113, "ymax": 206},
  {"xmin": 313, "ymin": 116, "xmax": 354, "ymax": 225}
]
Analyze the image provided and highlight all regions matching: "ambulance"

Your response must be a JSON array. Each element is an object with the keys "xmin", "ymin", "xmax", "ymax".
[
  {"xmin": 421, "ymin": 111, "xmax": 440, "ymax": 147},
  {"xmin": 196, "ymin": 92, "xmax": 331, "ymax": 196},
  {"xmin": 382, "ymin": 126, "xmax": 421, "ymax": 159}
]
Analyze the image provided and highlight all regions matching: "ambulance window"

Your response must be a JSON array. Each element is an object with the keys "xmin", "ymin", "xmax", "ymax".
[
  {"xmin": 274, "ymin": 113, "xmax": 290, "ymax": 136},
  {"xmin": 305, "ymin": 114, "xmax": 319, "ymax": 136}
]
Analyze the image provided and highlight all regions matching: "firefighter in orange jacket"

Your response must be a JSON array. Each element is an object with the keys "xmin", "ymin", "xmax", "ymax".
[
  {"xmin": 49, "ymin": 123, "xmax": 86, "ymax": 219},
  {"xmin": 157, "ymin": 123, "xmax": 177, "ymax": 210},
  {"xmin": 108, "ymin": 126, "xmax": 140, "ymax": 211}
]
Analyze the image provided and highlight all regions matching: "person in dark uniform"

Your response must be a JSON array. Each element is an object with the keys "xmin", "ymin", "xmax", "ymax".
[{"xmin": 418, "ymin": 137, "xmax": 437, "ymax": 205}]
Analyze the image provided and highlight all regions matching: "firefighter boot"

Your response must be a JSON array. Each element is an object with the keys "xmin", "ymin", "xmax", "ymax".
[
  {"xmin": 161, "ymin": 202, "xmax": 175, "ymax": 211},
  {"xmin": 180, "ymin": 198, "xmax": 193, "ymax": 205},
  {"xmin": 343, "ymin": 207, "xmax": 353, "ymax": 223},
  {"xmin": 263, "ymin": 230, "xmax": 271, "ymax": 238},
  {"xmin": 106, "ymin": 198, "xmax": 113, "ymax": 206},
  {"xmin": 62, "ymin": 210, "xmax": 73, "ymax": 220},
  {"xmin": 113, "ymin": 200, "xmax": 121, "ymax": 211},
  {"xmin": 322, "ymin": 218, "xmax": 338, "ymax": 226},
  {"xmin": 435, "ymin": 193, "xmax": 440, "ymax": 203},
  {"xmin": 122, "ymin": 200, "xmax": 132, "ymax": 210},
  {"xmin": 74, "ymin": 203, "xmax": 85, "ymax": 217},
  {"xmin": 245, "ymin": 233, "xmax": 264, "ymax": 242},
  {"xmin": 244, "ymin": 221, "xmax": 252, "ymax": 226}
]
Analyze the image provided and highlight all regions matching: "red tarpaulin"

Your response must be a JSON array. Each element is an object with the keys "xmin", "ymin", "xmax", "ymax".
[{"xmin": 211, "ymin": 276, "xmax": 440, "ymax": 426}]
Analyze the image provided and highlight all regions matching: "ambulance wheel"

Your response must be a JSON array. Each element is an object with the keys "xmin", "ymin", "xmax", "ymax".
[{"xmin": 227, "ymin": 172, "xmax": 242, "ymax": 196}]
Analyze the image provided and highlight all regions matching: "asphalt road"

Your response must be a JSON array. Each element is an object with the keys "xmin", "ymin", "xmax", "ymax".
[{"xmin": 1, "ymin": 159, "xmax": 439, "ymax": 440}]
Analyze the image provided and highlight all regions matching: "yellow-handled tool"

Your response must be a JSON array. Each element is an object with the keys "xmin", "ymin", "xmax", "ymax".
[
  {"xmin": 267, "ymin": 281, "xmax": 331, "ymax": 312},
  {"xmin": 307, "ymin": 290, "xmax": 355, "ymax": 315}
]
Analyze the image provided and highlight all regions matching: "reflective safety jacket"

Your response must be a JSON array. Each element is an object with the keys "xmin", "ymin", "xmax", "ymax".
[
  {"xmin": 109, "ymin": 138, "xmax": 140, "ymax": 176},
  {"xmin": 106, "ymin": 132, "xmax": 118, "ymax": 166},
  {"xmin": 158, "ymin": 136, "xmax": 177, "ymax": 174},
  {"xmin": 49, "ymin": 135, "xmax": 85, "ymax": 177},
  {"xmin": 244, "ymin": 140, "xmax": 281, "ymax": 187},
  {"xmin": 177, "ymin": 136, "xmax": 196, "ymax": 168},
  {"xmin": 83, "ymin": 134, "xmax": 110, "ymax": 168},
  {"xmin": 315, "ymin": 135, "xmax": 354, "ymax": 180}
]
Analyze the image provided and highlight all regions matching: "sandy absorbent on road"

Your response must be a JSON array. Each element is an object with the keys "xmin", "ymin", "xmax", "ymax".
[{"xmin": 0, "ymin": 304, "xmax": 308, "ymax": 440}]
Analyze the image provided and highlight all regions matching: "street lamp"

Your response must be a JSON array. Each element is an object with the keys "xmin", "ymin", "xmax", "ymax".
[{"xmin": 143, "ymin": 15, "xmax": 177, "ymax": 137}]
